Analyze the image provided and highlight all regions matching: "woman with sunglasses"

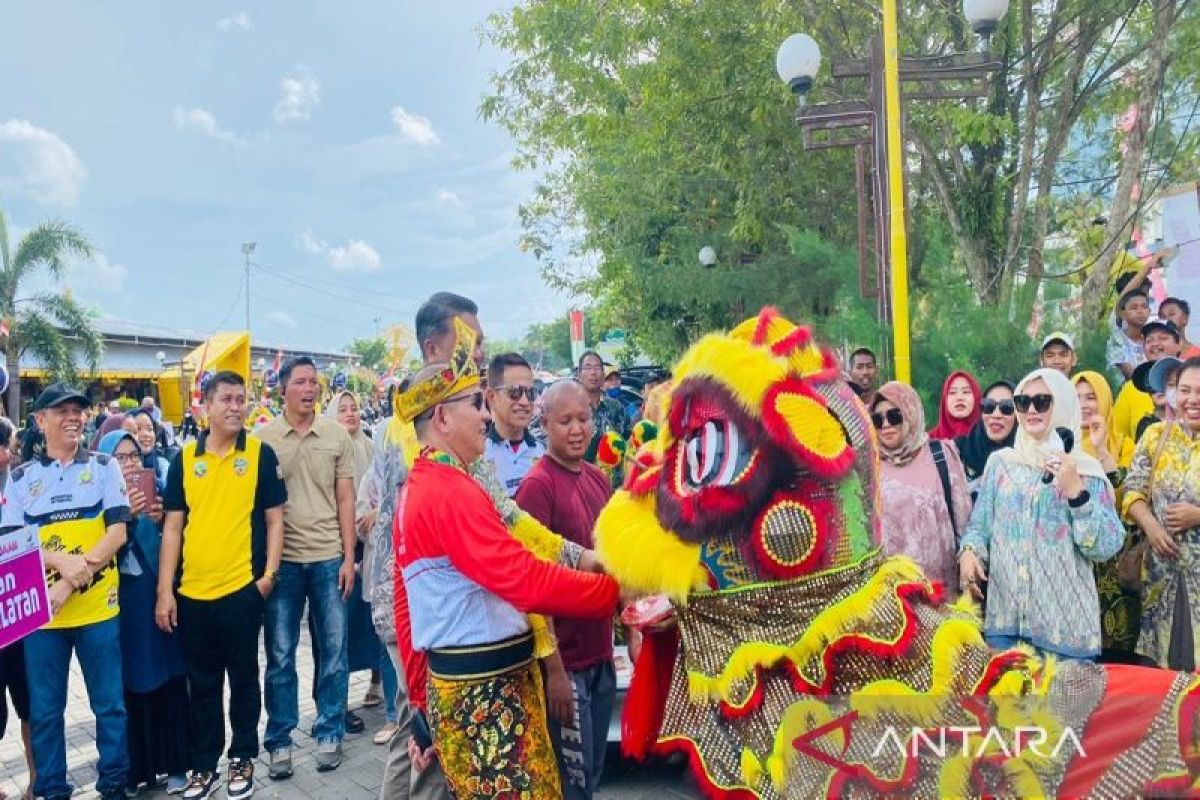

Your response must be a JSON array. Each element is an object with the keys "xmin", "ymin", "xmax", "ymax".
[
  {"xmin": 872, "ymin": 383, "xmax": 972, "ymax": 596},
  {"xmin": 959, "ymin": 368, "xmax": 1124, "ymax": 660},
  {"xmin": 928, "ymin": 370, "xmax": 983, "ymax": 441},
  {"xmin": 955, "ymin": 380, "xmax": 1018, "ymax": 502}
]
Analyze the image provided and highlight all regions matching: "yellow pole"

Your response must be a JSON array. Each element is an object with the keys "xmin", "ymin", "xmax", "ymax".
[{"xmin": 882, "ymin": 0, "xmax": 912, "ymax": 384}]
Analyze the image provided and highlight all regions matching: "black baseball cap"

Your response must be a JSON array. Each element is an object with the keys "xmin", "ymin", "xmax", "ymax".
[
  {"xmin": 1142, "ymin": 319, "xmax": 1181, "ymax": 341},
  {"xmin": 32, "ymin": 382, "xmax": 90, "ymax": 412}
]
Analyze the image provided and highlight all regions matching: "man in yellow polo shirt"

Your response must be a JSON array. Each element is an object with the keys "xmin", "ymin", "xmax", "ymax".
[
  {"xmin": 156, "ymin": 371, "xmax": 286, "ymax": 800},
  {"xmin": 1, "ymin": 383, "xmax": 131, "ymax": 800}
]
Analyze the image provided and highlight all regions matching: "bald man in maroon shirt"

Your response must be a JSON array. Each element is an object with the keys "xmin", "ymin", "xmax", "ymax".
[{"xmin": 515, "ymin": 380, "xmax": 615, "ymax": 800}]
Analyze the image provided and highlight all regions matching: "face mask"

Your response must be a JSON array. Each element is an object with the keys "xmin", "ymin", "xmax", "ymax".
[{"xmin": 1166, "ymin": 388, "xmax": 1178, "ymax": 410}]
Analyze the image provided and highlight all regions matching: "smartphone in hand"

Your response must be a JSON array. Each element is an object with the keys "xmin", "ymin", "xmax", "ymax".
[{"xmin": 133, "ymin": 467, "xmax": 158, "ymax": 503}]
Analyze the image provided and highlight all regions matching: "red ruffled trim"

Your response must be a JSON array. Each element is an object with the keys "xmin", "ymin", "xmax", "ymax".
[
  {"xmin": 651, "ymin": 737, "xmax": 762, "ymax": 800},
  {"xmin": 622, "ymin": 627, "xmax": 680, "ymax": 761},
  {"xmin": 711, "ymin": 580, "xmax": 933, "ymax": 720},
  {"xmin": 760, "ymin": 378, "xmax": 855, "ymax": 479},
  {"xmin": 750, "ymin": 307, "xmax": 781, "ymax": 348}
]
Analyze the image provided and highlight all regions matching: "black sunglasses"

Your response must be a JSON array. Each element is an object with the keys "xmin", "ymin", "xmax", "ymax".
[
  {"xmin": 871, "ymin": 408, "xmax": 904, "ymax": 429},
  {"xmin": 1013, "ymin": 393, "xmax": 1054, "ymax": 413},
  {"xmin": 493, "ymin": 385, "xmax": 538, "ymax": 403},
  {"xmin": 981, "ymin": 398, "xmax": 1016, "ymax": 416}
]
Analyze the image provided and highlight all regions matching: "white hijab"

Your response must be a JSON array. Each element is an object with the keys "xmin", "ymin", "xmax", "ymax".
[{"xmin": 997, "ymin": 368, "xmax": 1109, "ymax": 482}]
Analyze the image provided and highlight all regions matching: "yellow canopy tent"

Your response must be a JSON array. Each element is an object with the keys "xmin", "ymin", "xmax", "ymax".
[{"xmin": 158, "ymin": 331, "xmax": 251, "ymax": 424}]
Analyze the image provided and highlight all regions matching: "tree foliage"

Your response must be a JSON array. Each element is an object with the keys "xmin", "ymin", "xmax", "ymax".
[
  {"xmin": 346, "ymin": 336, "xmax": 389, "ymax": 371},
  {"xmin": 484, "ymin": 0, "xmax": 1200, "ymax": 366},
  {"xmin": 0, "ymin": 209, "xmax": 102, "ymax": 418}
]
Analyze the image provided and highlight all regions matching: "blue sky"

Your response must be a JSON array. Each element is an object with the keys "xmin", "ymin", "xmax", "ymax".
[{"xmin": 0, "ymin": 2, "xmax": 570, "ymax": 352}]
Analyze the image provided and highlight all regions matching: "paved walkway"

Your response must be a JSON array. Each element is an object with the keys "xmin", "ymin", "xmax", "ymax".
[{"xmin": 0, "ymin": 623, "xmax": 700, "ymax": 799}]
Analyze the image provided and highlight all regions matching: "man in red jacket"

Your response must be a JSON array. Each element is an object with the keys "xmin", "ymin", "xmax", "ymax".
[{"xmin": 394, "ymin": 359, "xmax": 619, "ymax": 798}]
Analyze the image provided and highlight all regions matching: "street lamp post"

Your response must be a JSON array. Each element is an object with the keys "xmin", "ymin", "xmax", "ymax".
[{"xmin": 776, "ymin": 0, "xmax": 1008, "ymax": 383}]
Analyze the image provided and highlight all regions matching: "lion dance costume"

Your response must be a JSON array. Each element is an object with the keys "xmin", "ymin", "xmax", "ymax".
[{"xmin": 596, "ymin": 308, "xmax": 1200, "ymax": 798}]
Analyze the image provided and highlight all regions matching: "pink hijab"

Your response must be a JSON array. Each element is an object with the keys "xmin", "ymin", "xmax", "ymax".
[{"xmin": 873, "ymin": 382, "xmax": 928, "ymax": 468}]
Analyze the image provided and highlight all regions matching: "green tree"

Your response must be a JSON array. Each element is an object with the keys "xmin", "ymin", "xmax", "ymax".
[
  {"xmin": 519, "ymin": 316, "xmax": 573, "ymax": 372},
  {"xmin": 0, "ymin": 210, "xmax": 102, "ymax": 419},
  {"xmin": 483, "ymin": 0, "xmax": 1200, "ymax": 352},
  {"xmin": 346, "ymin": 337, "xmax": 388, "ymax": 371},
  {"xmin": 482, "ymin": 1, "xmax": 863, "ymax": 360}
]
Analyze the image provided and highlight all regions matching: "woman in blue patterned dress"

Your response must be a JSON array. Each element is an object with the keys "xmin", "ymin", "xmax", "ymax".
[{"xmin": 958, "ymin": 368, "xmax": 1124, "ymax": 660}]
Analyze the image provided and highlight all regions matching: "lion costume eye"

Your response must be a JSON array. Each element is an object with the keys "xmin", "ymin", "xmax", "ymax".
[{"xmin": 682, "ymin": 417, "xmax": 752, "ymax": 490}]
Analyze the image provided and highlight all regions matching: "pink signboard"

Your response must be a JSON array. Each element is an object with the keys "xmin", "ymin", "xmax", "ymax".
[{"xmin": 0, "ymin": 526, "xmax": 50, "ymax": 649}]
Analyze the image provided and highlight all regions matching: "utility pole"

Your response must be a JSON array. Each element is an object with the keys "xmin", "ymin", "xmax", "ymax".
[
  {"xmin": 241, "ymin": 242, "xmax": 256, "ymax": 332},
  {"xmin": 881, "ymin": 0, "xmax": 910, "ymax": 384}
]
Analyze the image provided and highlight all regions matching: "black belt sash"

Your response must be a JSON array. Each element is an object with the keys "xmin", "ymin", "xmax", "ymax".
[{"xmin": 427, "ymin": 631, "xmax": 535, "ymax": 681}]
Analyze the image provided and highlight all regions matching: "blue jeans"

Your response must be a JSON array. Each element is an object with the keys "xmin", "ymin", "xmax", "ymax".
[
  {"xmin": 548, "ymin": 661, "xmax": 616, "ymax": 800},
  {"xmin": 264, "ymin": 557, "xmax": 348, "ymax": 749},
  {"xmin": 985, "ymin": 634, "xmax": 1095, "ymax": 663},
  {"xmin": 380, "ymin": 647, "xmax": 399, "ymax": 724},
  {"xmin": 24, "ymin": 617, "xmax": 128, "ymax": 798}
]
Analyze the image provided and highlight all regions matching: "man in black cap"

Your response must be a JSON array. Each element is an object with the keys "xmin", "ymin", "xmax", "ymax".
[
  {"xmin": 0, "ymin": 383, "xmax": 132, "ymax": 800},
  {"xmin": 1114, "ymin": 320, "xmax": 1184, "ymax": 442}
]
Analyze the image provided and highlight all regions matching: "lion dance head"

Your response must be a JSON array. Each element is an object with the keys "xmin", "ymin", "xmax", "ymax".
[{"xmin": 597, "ymin": 307, "xmax": 1200, "ymax": 799}]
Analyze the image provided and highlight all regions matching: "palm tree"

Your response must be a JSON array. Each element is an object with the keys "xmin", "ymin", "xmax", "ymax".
[{"xmin": 0, "ymin": 208, "xmax": 104, "ymax": 419}]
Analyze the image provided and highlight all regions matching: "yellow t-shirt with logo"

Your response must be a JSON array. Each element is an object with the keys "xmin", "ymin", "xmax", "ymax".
[
  {"xmin": 0, "ymin": 449, "xmax": 131, "ymax": 629},
  {"xmin": 162, "ymin": 431, "xmax": 288, "ymax": 601}
]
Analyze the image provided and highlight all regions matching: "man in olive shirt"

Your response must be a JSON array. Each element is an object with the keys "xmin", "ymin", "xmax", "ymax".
[{"xmin": 256, "ymin": 356, "xmax": 357, "ymax": 777}]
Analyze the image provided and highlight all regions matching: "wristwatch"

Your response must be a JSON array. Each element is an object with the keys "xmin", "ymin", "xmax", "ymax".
[{"xmin": 263, "ymin": 569, "xmax": 279, "ymax": 583}]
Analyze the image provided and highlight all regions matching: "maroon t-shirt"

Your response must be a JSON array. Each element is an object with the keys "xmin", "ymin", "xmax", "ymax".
[{"xmin": 515, "ymin": 456, "xmax": 614, "ymax": 672}]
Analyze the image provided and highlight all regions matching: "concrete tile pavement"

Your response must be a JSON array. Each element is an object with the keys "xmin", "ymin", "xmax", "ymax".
[{"xmin": 0, "ymin": 622, "xmax": 700, "ymax": 799}]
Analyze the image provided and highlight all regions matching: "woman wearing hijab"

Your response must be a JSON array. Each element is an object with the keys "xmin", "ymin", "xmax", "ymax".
[
  {"xmin": 1074, "ymin": 370, "xmax": 1141, "ymax": 662},
  {"xmin": 127, "ymin": 408, "xmax": 171, "ymax": 489},
  {"xmin": 1073, "ymin": 371, "xmax": 1135, "ymax": 477},
  {"xmin": 928, "ymin": 370, "xmax": 983, "ymax": 441},
  {"xmin": 96, "ymin": 430, "xmax": 189, "ymax": 796},
  {"xmin": 872, "ymin": 382, "xmax": 973, "ymax": 596},
  {"xmin": 959, "ymin": 368, "xmax": 1125, "ymax": 660},
  {"xmin": 955, "ymin": 380, "xmax": 1018, "ymax": 502}
]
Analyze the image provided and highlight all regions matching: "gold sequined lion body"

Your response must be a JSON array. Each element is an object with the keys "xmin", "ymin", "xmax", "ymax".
[{"xmin": 595, "ymin": 308, "xmax": 1200, "ymax": 798}]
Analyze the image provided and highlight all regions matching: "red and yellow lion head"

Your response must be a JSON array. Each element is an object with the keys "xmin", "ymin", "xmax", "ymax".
[{"xmin": 597, "ymin": 307, "xmax": 881, "ymax": 597}]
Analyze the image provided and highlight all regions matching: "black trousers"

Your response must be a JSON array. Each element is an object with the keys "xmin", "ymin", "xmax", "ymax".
[{"xmin": 177, "ymin": 582, "xmax": 264, "ymax": 773}]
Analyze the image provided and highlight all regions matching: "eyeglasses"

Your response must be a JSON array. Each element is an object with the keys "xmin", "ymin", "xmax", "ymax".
[
  {"xmin": 493, "ymin": 385, "xmax": 538, "ymax": 402},
  {"xmin": 871, "ymin": 408, "xmax": 903, "ymax": 429},
  {"xmin": 981, "ymin": 398, "xmax": 1015, "ymax": 416},
  {"xmin": 579, "ymin": 364, "xmax": 604, "ymax": 373},
  {"xmin": 114, "ymin": 452, "xmax": 142, "ymax": 464},
  {"xmin": 1013, "ymin": 393, "xmax": 1054, "ymax": 413},
  {"xmin": 441, "ymin": 392, "xmax": 485, "ymax": 411}
]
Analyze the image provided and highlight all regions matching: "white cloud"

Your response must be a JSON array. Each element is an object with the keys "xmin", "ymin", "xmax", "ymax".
[
  {"xmin": 298, "ymin": 229, "xmax": 327, "ymax": 254},
  {"xmin": 435, "ymin": 189, "xmax": 463, "ymax": 207},
  {"xmin": 266, "ymin": 310, "xmax": 298, "ymax": 327},
  {"xmin": 298, "ymin": 229, "xmax": 382, "ymax": 273},
  {"xmin": 327, "ymin": 240, "xmax": 382, "ymax": 272},
  {"xmin": 390, "ymin": 106, "xmax": 440, "ymax": 146},
  {"xmin": 274, "ymin": 71, "xmax": 320, "ymax": 124},
  {"xmin": 217, "ymin": 11, "xmax": 253, "ymax": 31},
  {"xmin": 173, "ymin": 106, "xmax": 245, "ymax": 145},
  {"xmin": 0, "ymin": 119, "xmax": 87, "ymax": 206},
  {"xmin": 80, "ymin": 253, "xmax": 128, "ymax": 290}
]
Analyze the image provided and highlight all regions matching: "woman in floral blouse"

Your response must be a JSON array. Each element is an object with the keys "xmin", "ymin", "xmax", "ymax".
[
  {"xmin": 1123, "ymin": 357, "xmax": 1200, "ymax": 670},
  {"xmin": 959, "ymin": 368, "xmax": 1124, "ymax": 660}
]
